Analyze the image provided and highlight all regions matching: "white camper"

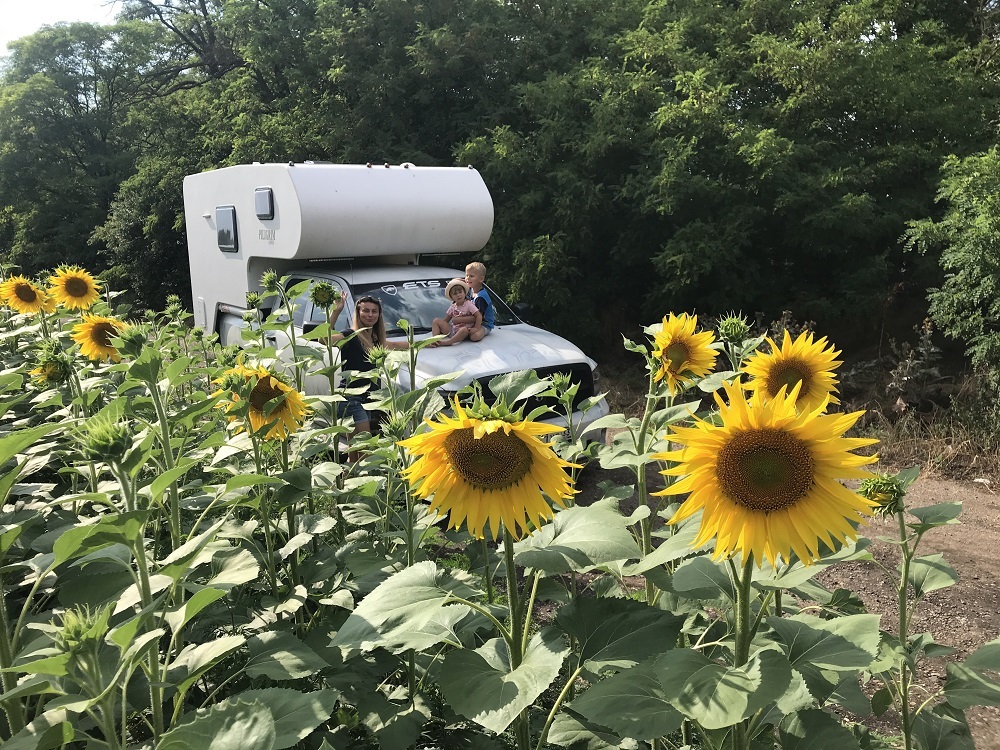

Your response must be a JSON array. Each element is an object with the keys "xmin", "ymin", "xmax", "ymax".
[
  {"xmin": 183, "ymin": 162, "xmax": 608, "ymax": 432},
  {"xmin": 184, "ymin": 162, "xmax": 494, "ymax": 333}
]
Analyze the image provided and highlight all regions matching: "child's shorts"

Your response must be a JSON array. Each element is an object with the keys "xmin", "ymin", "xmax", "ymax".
[{"xmin": 338, "ymin": 395, "xmax": 369, "ymax": 425}]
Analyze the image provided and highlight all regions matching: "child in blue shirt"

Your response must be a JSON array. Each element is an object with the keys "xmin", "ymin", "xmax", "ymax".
[{"xmin": 464, "ymin": 261, "xmax": 494, "ymax": 342}]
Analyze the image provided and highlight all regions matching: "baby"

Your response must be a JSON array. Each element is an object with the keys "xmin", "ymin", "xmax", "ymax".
[{"xmin": 431, "ymin": 278, "xmax": 482, "ymax": 346}]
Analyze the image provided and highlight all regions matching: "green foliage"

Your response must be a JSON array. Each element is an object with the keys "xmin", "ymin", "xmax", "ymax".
[
  {"xmin": 1, "ymin": 0, "xmax": 995, "ymax": 358},
  {"xmin": 907, "ymin": 148, "xmax": 1000, "ymax": 378}
]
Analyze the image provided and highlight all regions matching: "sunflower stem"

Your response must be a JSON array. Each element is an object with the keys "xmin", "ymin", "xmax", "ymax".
[
  {"xmin": 0, "ymin": 568, "xmax": 26, "ymax": 735},
  {"xmin": 731, "ymin": 555, "xmax": 755, "ymax": 750},
  {"xmin": 503, "ymin": 527, "xmax": 531, "ymax": 750},
  {"xmin": 147, "ymin": 378, "xmax": 182, "ymax": 551},
  {"xmin": 481, "ymin": 537, "xmax": 494, "ymax": 603},
  {"xmin": 896, "ymin": 510, "xmax": 914, "ymax": 750},
  {"xmin": 637, "ymin": 366, "xmax": 661, "ymax": 603}
]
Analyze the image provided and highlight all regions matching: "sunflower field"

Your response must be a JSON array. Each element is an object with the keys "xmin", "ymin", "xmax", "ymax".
[{"xmin": 0, "ymin": 268, "xmax": 998, "ymax": 750}]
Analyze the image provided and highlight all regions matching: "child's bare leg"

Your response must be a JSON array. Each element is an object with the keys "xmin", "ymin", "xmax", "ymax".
[
  {"xmin": 447, "ymin": 327, "xmax": 471, "ymax": 345},
  {"xmin": 431, "ymin": 318, "xmax": 449, "ymax": 336}
]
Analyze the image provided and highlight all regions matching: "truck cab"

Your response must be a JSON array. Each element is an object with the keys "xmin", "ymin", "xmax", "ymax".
[{"xmin": 185, "ymin": 162, "xmax": 607, "ymax": 432}]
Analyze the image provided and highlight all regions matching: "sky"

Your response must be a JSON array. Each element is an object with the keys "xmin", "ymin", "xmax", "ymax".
[{"xmin": 0, "ymin": 0, "xmax": 121, "ymax": 56}]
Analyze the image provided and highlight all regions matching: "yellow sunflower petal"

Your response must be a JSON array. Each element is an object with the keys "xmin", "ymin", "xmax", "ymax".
[
  {"xmin": 742, "ymin": 330, "xmax": 843, "ymax": 412},
  {"xmin": 650, "ymin": 313, "xmax": 719, "ymax": 395},
  {"xmin": 48, "ymin": 266, "xmax": 101, "ymax": 310},
  {"xmin": 71, "ymin": 314, "xmax": 126, "ymax": 362},
  {"xmin": 1, "ymin": 276, "xmax": 55, "ymax": 315},
  {"xmin": 399, "ymin": 410, "xmax": 578, "ymax": 539},
  {"xmin": 215, "ymin": 363, "xmax": 308, "ymax": 440},
  {"xmin": 661, "ymin": 380, "xmax": 877, "ymax": 566}
]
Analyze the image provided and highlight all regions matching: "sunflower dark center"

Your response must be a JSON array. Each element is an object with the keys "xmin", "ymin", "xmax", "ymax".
[
  {"xmin": 65, "ymin": 277, "xmax": 89, "ymax": 298},
  {"xmin": 765, "ymin": 359, "xmax": 811, "ymax": 399},
  {"xmin": 91, "ymin": 322, "xmax": 117, "ymax": 348},
  {"xmin": 14, "ymin": 283, "xmax": 37, "ymax": 303},
  {"xmin": 249, "ymin": 379, "xmax": 284, "ymax": 412},
  {"xmin": 664, "ymin": 342, "xmax": 689, "ymax": 372},
  {"xmin": 716, "ymin": 428, "xmax": 814, "ymax": 512},
  {"xmin": 443, "ymin": 427, "xmax": 533, "ymax": 491}
]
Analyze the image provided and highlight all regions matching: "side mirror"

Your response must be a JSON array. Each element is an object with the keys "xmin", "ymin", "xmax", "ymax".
[{"xmin": 512, "ymin": 301, "xmax": 531, "ymax": 321}]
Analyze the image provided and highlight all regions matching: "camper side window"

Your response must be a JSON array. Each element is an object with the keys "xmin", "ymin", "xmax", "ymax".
[{"xmin": 216, "ymin": 206, "xmax": 238, "ymax": 252}]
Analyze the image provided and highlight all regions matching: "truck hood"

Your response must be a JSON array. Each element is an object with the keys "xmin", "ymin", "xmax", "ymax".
[{"xmin": 398, "ymin": 324, "xmax": 595, "ymax": 390}]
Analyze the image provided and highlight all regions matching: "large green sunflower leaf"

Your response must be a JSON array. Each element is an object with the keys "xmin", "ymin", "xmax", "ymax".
[
  {"xmin": 437, "ymin": 628, "xmax": 568, "ymax": 734},
  {"xmin": 245, "ymin": 631, "xmax": 329, "ymax": 681},
  {"xmin": 165, "ymin": 635, "xmax": 246, "ymax": 693},
  {"xmin": 569, "ymin": 659, "xmax": 683, "ymax": 740},
  {"xmin": 906, "ymin": 502, "xmax": 962, "ymax": 534},
  {"xmin": 163, "ymin": 687, "xmax": 333, "ymax": 748},
  {"xmin": 158, "ymin": 699, "xmax": 276, "ymax": 750},
  {"xmin": 554, "ymin": 597, "xmax": 684, "ymax": 675},
  {"xmin": 671, "ymin": 556, "xmax": 735, "ymax": 601},
  {"xmin": 623, "ymin": 520, "xmax": 712, "ymax": 575},
  {"xmin": 778, "ymin": 709, "xmax": 862, "ymax": 750},
  {"xmin": 356, "ymin": 690, "xmax": 431, "ymax": 750},
  {"xmin": 487, "ymin": 370, "xmax": 550, "ymax": 404},
  {"xmin": 753, "ymin": 540, "xmax": 873, "ymax": 590},
  {"xmin": 1, "ymin": 707, "xmax": 76, "ymax": 750},
  {"xmin": 943, "ymin": 661, "xmax": 1000, "ymax": 709},
  {"xmin": 546, "ymin": 708, "xmax": 636, "ymax": 749},
  {"xmin": 654, "ymin": 649, "xmax": 792, "ymax": 729},
  {"xmin": 966, "ymin": 638, "xmax": 1000, "ymax": 670},
  {"xmin": 767, "ymin": 614, "xmax": 881, "ymax": 671},
  {"xmin": 911, "ymin": 703, "xmax": 975, "ymax": 750},
  {"xmin": 329, "ymin": 561, "xmax": 482, "ymax": 656},
  {"xmin": 906, "ymin": 554, "xmax": 959, "ymax": 596},
  {"xmin": 512, "ymin": 500, "xmax": 643, "ymax": 575}
]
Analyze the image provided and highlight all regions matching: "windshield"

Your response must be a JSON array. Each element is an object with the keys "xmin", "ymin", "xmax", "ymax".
[{"xmin": 351, "ymin": 279, "xmax": 519, "ymax": 335}]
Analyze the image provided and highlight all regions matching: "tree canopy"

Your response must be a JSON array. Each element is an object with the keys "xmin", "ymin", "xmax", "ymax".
[{"xmin": 2, "ymin": 0, "xmax": 998, "ymax": 355}]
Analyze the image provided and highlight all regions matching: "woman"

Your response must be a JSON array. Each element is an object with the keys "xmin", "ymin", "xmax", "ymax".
[{"xmin": 327, "ymin": 294, "xmax": 408, "ymax": 446}]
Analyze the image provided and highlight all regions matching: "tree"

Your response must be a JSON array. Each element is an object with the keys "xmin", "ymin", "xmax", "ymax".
[
  {"xmin": 0, "ymin": 21, "xmax": 170, "ymax": 274},
  {"xmin": 906, "ymin": 148, "xmax": 1000, "ymax": 375}
]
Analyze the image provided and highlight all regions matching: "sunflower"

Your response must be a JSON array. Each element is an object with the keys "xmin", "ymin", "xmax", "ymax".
[
  {"xmin": 650, "ymin": 313, "xmax": 719, "ymax": 395},
  {"xmin": 48, "ymin": 266, "xmax": 101, "ymax": 310},
  {"xmin": 652, "ymin": 381, "xmax": 878, "ymax": 567},
  {"xmin": 742, "ymin": 330, "xmax": 842, "ymax": 413},
  {"xmin": 30, "ymin": 359, "xmax": 72, "ymax": 387},
  {"xmin": 215, "ymin": 363, "xmax": 308, "ymax": 440},
  {"xmin": 71, "ymin": 314, "xmax": 126, "ymax": 362},
  {"xmin": 1, "ymin": 275, "xmax": 55, "ymax": 315},
  {"xmin": 398, "ymin": 400, "xmax": 578, "ymax": 539}
]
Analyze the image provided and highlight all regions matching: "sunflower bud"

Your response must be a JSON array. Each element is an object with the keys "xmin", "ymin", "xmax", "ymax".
[
  {"xmin": 858, "ymin": 474, "xmax": 906, "ymax": 516},
  {"xmin": 81, "ymin": 417, "xmax": 132, "ymax": 462},
  {"xmin": 309, "ymin": 282, "xmax": 340, "ymax": 309},
  {"xmin": 242, "ymin": 311, "xmax": 257, "ymax": 324},
  {"xmin": 56, "ymin": 605, "xmax": 111, "ymax": 656},
  {"xmin": 260, "ymin": 269, "xmax": 280, "ymax": 293},
  {"xmin": 246, "ymin": 291, "xmax": 261, "ymax": 309},
  {"xmin": 216, "ymin": 344, "xmax": 242, "ymax": 369},
  {"xmin": 191, "ymin": 326, "xmax": 205, "ymax": 341},
  {"xmin": 366, "ymin": 344, "xmax": 388, "ymax": 368},
  {"xmin": 718, "ymin": 312, "xmax": 751, "ymax": 344},
  {"xmin": 381, "ymin": 412, "xmax": 410, "ymax": 441},
  {"xmin": 30, "ymin": 341, "xmax": 73, "ymax": 387},
  {"xmin": 115, "ymin": 324, "xmax": 147, "ymax": 358}
]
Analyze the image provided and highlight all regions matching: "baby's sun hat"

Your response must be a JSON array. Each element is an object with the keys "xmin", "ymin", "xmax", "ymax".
[{"xmin": 445, "ymin": 278, "xmax": 470, "ymax": 299}]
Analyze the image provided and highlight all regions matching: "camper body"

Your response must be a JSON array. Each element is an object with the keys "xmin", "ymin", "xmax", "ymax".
[{"xmin": 183, "ymin": 162, "xmax": 608, "ymax": 431}]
